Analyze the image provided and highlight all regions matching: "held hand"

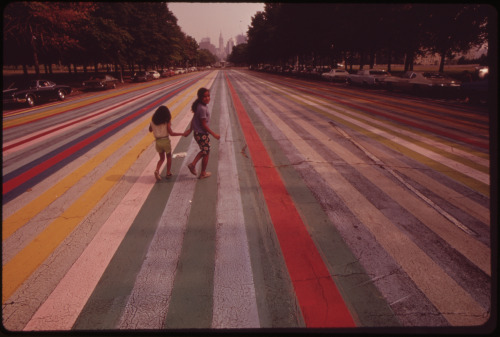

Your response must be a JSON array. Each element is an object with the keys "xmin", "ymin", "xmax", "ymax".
[{"xmin": 214, "ymin": 133, "xmax": 220, "ymax": 140}]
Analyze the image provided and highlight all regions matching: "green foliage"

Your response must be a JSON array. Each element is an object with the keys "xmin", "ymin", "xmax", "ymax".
[
  {"xmin": 3, "ymin": 2, "xmax": 215, "ymax": 74},
  {"xmin": 243, "ymin": 3, "xmax": 491, "ymax": 71}
]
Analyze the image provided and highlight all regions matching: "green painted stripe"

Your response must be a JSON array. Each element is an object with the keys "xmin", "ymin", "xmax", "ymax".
[
  {"xmin": 227, "ymin": 72, "xmax": 400, "ymax": 327},
  {"xmin": 225, "ymin": 77, "xmax": 302, "ymax": 328},
  {"xmin": 163, "ymin": 77, "xmax": 221, "ymax": 329},
  {"xmin": 72, "ymin": 133, "xmax": 193, "ymax": 330}
]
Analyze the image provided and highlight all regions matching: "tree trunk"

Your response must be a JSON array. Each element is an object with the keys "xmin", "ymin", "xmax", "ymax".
[
  {"xmin": 438, "ymin": 51, "xmax": 446, "ymax": 72},
  {"xmin": 31, "ymin": 39, "xmax": 40, "ymax": 76}
]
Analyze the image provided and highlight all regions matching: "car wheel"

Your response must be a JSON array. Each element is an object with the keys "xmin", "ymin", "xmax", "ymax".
[
  {"xmin": 57, "ymin": 89, "xmax": 66, "ymax": 101},
  {"xmin": 26, "ymin": 95, "xmax": 35, "ymax": 107}
]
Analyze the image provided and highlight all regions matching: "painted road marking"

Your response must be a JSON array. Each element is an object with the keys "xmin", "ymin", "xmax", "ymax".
[
  {"xmin": 254, "ymin": 87, "xmax": 490, "ymax": 276},
  {"xmin": 226, "ymin": 74, "xmax": 355, "ymax": 328},
  {"xmin": 236, "ymin": 77, "xmax": 488, "ymax": 326},
  {"xmin": 3, "ymin": 87, "xmax": 189, "ymax": 240},
  {"xmin": 256, "ymin": 73, "xmax": 489, "ymax": 184},
  {"xmin": 2, "ymin": 76, "xmax": 205, "ymax": 196},
  {"xmin": 3, "ymin": 81, "xmax": 183, "ymax": 154},
  {"xmin": 24, "ymin": 110, "xmax": 195, "ymax": 331},
  {"xmin": 250, "ymin": 73, "xmax": 489, "ymax": 196},
  {"xmin": 211, "ymin": 78, "xmax": 259, "ymax": 328},
  {"xmin": 3, "ymin": 76, "xmax": 214, "ymax": 303}
]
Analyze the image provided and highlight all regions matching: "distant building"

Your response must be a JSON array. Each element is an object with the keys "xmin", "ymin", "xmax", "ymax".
[
  {"xmin": 226, "ymin": 38, "xmax": 234, "ymax": 56},
  {"xmin": 199, "ymin": 37, "xmax": 217, "ymax": 56},
  {"xmin": 200, "ymin": 32, "xmax": 249, "ymax": 61},
  {"xmin": 235, "ymin": 34, "xmax": 247, "ymax": 45}
]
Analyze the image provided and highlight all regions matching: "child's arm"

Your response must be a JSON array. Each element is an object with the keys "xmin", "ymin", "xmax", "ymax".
[
  {"xmin": 183, "ymin": 120, "xmax": 193, "ymax": 137},
  {"xmin": 201, "ymin": 119, "xmax": 220, "ymax": 140},
  {"xmin": 167, "ymin": 122, "xmax": 184, "ymax": 137}
]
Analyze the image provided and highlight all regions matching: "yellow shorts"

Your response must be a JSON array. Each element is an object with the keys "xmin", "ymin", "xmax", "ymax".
[{"xmin": 155, "ymin": 137, "xmax": 171, "ymax": 154}]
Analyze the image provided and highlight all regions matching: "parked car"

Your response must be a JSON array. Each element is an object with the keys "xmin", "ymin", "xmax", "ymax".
[
  {"xmin": 384, "ymin": 71, "xmax": 461, "ymax": 96},
  {"xmin": 160, "ymin": 69, "xmax": 174, "ymax": 77},
  {"xmin": 148, "ymin": 70, "xmax": 160, "ymax": 79},
  {"xmin": 82, "ymin": 74, "xmax": 119, "ymax": 91},
  {"xmin": 321, "ymin": 69, "xmax": 349, "ymax": 82},
  {"xmin": 131, "ymin": 71, "xmax": 154, "ymax": 82},
  {"xmin": 347, "ymin": 69, "xmax": 391, "ymax": 86},
  {"xmin": 3, "ymin": 79, "xmax": 71, "ymax": 107}
]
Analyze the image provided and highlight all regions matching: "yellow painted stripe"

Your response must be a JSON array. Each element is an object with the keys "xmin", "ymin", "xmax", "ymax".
[
  {"xmin": 2, "ymin": 77, "xmax": 213, "ymax": 303},
  {"xmin": 2, "ymin": 131, "xmax": 152, "ymax": 302},
  {"xmin": 242, "ymin": 83, "xmax": 487, "ymax": 325},
  {"xmin": 259, "ymin": 79, "xmax": 490, "ymax": 196},
  {"xmin": 2, "ymin": 77, "xmax": 209, "ymax": 240},
  {"xmin": 2, "ymin": 77, "xmax": 177, "ymax": 129}
]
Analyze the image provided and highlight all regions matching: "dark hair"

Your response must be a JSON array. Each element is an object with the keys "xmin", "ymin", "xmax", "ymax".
[
  {"xmin": 152, "ymin": 105, "xmax": 171, "ymax": 125},
  {"xmin": 191, "ymin": 87, "xmax": 209, "ymax": 113}
]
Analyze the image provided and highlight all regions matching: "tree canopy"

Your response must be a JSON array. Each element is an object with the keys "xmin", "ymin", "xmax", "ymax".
[
  {"xmin": 3, "ymin": 2, "xmax": 217, "ymax": 75},
  {"xmin": 242, "ymin": 3, "xmax": 492, "ymax": 72}
]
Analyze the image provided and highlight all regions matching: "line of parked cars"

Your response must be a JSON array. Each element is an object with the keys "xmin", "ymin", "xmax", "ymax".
[
  {"xmin": 3, "ymin": 67, "xmax": 203, "ymax": 108},
  {"xmin": 253, "ymin": 64, "xmax": 489, "ymax": 103}
]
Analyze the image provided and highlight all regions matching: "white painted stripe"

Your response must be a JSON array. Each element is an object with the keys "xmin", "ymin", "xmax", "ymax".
[
  {"xmin": 23, "ymin": 110, "xmax": 194, "ymax": 331},
  {"xmin": 249, "ymin": 85, "xmax": 489, "ymax": 274},
  {"xmin": 243, "ymin": 70, "xmax": 489, "ymax": 168},
  {"xmin": 212, "ymin": 81, "xmax": 260, "ymax": 328},
  {"xmin": 241, "ymin": 72, "xmax": 489, "ymax": 183},
  {"xmin": 117, "ymin": 76, "xmax": 218, "ymax": 329},
  {"xmin": 241, "ymin": 85, "xmax": 487, "ymax": 326},
  {"xmin": 117, "ymin": 142, "xmax": 199, "ymax": 329},
  {"xmin": 3, "ymin": 81, "xmax": 180, "ymax": 159}
]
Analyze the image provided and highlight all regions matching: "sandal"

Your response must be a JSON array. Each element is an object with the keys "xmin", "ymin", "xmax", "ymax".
[
  {"xmin": 166, "ymin": 172, "xmax": 173, "ymax": 179},
  {"xmin": 199, "ymin": 172, "xmax": 211, "ymax": 179},
  {"xmin": 188, "ymin": 163, "xmax": 197, "ymax": 176},
  {"xmin": 154, "ymin": 171, "xmax": 161, "ymax": 181}
]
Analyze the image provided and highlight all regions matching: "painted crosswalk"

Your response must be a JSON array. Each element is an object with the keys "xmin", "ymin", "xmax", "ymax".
[{"xmin": 2, "ymin": 69, "xmax": 491, "ymax": 331}]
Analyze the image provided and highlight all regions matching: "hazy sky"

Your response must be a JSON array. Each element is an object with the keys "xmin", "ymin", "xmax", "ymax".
[{"xmin": 167, "ymin": 2, "xmax": 265, "ymax": 45}]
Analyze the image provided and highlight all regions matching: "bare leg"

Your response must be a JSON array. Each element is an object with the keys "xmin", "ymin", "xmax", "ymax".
[
  {"xmin": 155, "ymin": 152, "xmax": 165, "ymax": 180},
  {"xmin": 166, "ymin": 153, "xmax": 172, "ymax": 177},
  {"xmin": 188, "ymin": 151, "xmax": 203, "ymax": 175}
]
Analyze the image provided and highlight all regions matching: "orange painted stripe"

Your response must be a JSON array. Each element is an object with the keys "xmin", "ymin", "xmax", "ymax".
[{"xmin": 225, "ymin": 74, "xmax": 355, "ymax": 328}]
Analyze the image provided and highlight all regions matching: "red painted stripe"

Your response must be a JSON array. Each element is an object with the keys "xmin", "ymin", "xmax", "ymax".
[
  {"xmin": 225, "ymin": 75, "xmax": 356, "ymax": 327},
  {"xmin": 2, "ymin": 79, "xmax": 196, "ymax": 195},
  {"xmin": 3, "ymin": 88, "xmax": 164, "ymax": 152},
  {"xmin": 3, "ymin": 106, "xmax": 143, "ymax": 195},
  {"xmin": 265, "ymin": 75, "xmax": 488, "ymax": 150}
]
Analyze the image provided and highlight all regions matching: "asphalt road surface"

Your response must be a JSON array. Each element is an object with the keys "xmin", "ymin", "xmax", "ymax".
[{"xmin": 2, "ymin": 69, "xmax": 493, "ymax": 333}]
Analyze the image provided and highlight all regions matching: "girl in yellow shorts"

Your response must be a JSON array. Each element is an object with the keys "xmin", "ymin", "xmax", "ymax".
[{"xmin": 149, "ymin": 106, "xmax": 188, "ymax": 181}]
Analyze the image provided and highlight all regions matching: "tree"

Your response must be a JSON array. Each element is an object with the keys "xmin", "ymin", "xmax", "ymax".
[
  {"xmin": 228, "ymin": 43, "xmax": 248, "ymax": 66},
  {"xmin": 422, "ymin": 4, "xmax": 489, "ymax": 72},
  {"xmin": 3, "ymin": 2, "xmax": 95, "ymax": 75},
  {"xmin": 197, "ymin": 49, "xmax": 217, "ymax": 67}
]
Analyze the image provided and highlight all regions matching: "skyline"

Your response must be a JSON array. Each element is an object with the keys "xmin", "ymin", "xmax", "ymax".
[{"xmin": 167, "ymin": 3, "xmax": 265, "ymax": 45}]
